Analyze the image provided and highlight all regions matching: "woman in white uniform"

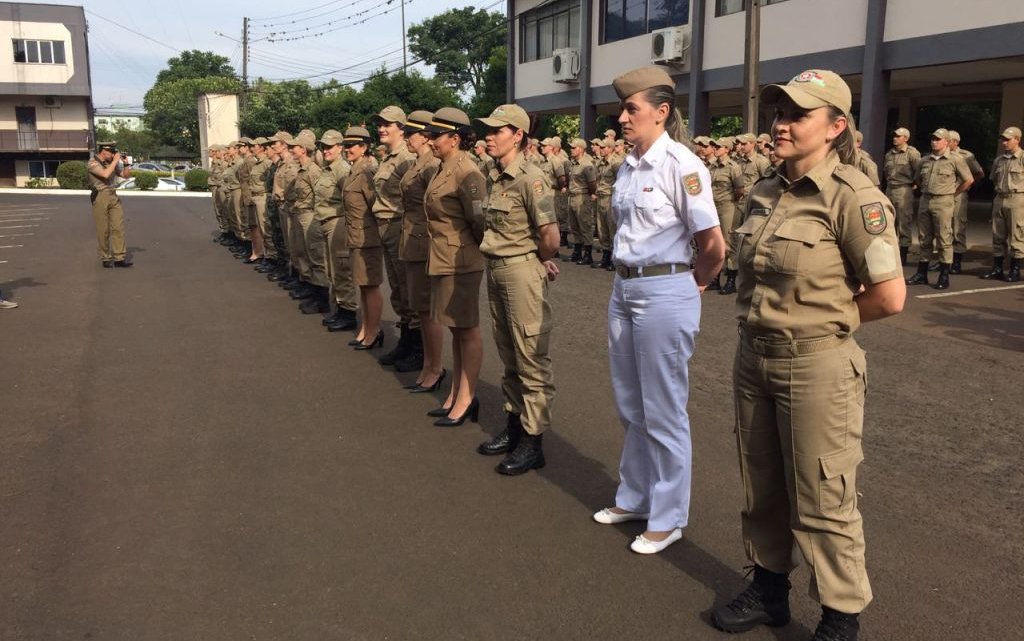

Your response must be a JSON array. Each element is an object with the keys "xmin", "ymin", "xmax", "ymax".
[{"xmin": 592, "ymin": 67, "xmax": 725, "ymax": 554}]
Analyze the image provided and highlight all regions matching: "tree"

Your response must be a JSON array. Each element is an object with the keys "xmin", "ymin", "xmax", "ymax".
[
  {"xmin": 408, "ymin": 8, "xmax": 505, "ymax": 98},
  {"xmin": 711, "ymin": 115, "xmax": 744, "ymax": 138},
  {"xmin": 240, "ymin": 79, "xmax": 321, "ymax": 135},
  {"xmin": 156, "ymin": 50, "xmax": 235, "ymax": 84},
  {"xmin": 360, "ymin": 69, "xmax": 461, "ymax": 116},
  {"xmin": 465, "ymin": 46, "xmax": 508, "ymax": 117},
  {"xmin": 144, "ymin": 76, "xmax": 240, "ymax": 154}
]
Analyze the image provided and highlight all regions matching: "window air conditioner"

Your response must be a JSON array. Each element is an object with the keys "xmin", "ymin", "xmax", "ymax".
[
  {"xmin": 651, "ymin": 26, "xmax": 690, "ymax": 65},
  {"xmin": 552, "ymin": 48, "xmax": 580, "ymax": 83},
  {"xmin": 43, "ymin": 96, "xmax": 62, "ymax": 108}
]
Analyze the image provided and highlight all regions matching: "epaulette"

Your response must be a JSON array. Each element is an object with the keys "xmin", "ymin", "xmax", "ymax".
[
  {"xmin": 665, "ymin": 140, "xmax": 693, "ymax": 165},
  {"xmin": 834, "ymin": 162, "xmax": 875, "ymax": 191}
]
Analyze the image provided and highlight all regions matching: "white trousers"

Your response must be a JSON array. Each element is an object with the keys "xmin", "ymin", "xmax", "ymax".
[{"xmin": 607, "ymin": 271, "xmax": 701, "ymax": 531}]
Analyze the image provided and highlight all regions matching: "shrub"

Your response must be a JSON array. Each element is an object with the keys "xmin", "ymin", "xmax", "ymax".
[
  {"xmin": 26, "ymin": 176, "xmax": 55, "ymax": 188},
  {"xmin": 56, "ymin": 160, "xmax": 89, "ymax": 189},
  {"xmin": 133, "ymin": 171, "xmax": 158, "ymax": 191},
  {"xmin": 184, "ymin": 168, "xmax": 209, "ymax": 191}
]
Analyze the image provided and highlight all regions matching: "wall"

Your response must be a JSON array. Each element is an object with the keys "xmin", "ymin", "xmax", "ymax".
[
  {"xmin": 884, "ymin": 0, "xmax": 1024, "ymax": 41},
  {"xmin": 198, "ymin": 93, "xmax": 239, "ymax": 168},
  {"xmin": 0, "ymin": 3, "xmax": 91, "ymax": 96},
  {"xmin": 0, "ymin": 95, "xmax": 88, "ymax": 129},
  {"xmin": 0, "ymin": 20, "xmax": 73, "ymax": 85}
]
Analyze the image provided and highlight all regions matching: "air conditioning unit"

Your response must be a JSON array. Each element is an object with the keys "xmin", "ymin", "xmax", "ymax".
[
  {"xmin": 651, "ymin": 26, "xmax": 690, "ymax": 65},
  {"xmin": 552, "ymin": 48, "xmax": 580, "ymax": 83},
  {"xmin": 43, "ymin": 96, "xmax": 62, "ymax": 108}
]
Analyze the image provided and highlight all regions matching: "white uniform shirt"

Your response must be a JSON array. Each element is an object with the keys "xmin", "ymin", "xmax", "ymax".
[{"xmin": 611, "ymin": 131, "xmax": 719, "ymax": 267}]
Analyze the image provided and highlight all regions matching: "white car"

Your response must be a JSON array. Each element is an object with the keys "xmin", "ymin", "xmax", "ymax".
[
  {"xmin": 133, "ymin": 162, "xmax": 172, "ymax": 172},
  {"xmin": 118, "ymin": 177, "xmax": 186, "ymax": 191}
]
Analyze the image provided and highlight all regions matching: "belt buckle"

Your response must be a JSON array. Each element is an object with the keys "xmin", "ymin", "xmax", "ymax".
[{"xmin": 615, "ymin": 264, "xmax": 629, "ymax": 278}]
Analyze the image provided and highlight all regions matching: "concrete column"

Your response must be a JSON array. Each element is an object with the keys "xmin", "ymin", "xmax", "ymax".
[
  {"xmin": 579, "ymin": 0, "xmax": 595, "ymax": 140},
  {"xmin": 1000, "ymin": 79, "xmax": 1024, "ymax": 131},
  {"xmin": 858, "ymin": 0, "xmax": 888, "ymax": 160},
  {"xmin": 507, "ymin": 0, "xmax": 516, "ymax": 103},
  {"xmin": 687, "ymin": 0, "xmax": 710, "ymax": 134}
]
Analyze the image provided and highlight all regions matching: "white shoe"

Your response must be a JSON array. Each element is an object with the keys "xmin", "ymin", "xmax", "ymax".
[
  {"xmin": 592, "ymin": 507, "xmax": 650, "ymax": 524},
  {"xmin": 630, "ymin": 528, "xmax": 682, "ymax": 554},
  {"xmin": 0, "ymin": 298, "xmax": 18, "ymax": 309}
]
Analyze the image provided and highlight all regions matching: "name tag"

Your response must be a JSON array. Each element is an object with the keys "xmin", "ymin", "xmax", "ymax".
[
  {"xmin": 642, "ymin": 187, "xmax": 654, "ymax": 192},
  {"xmin": 750, "ymin": 208, "xmax": 771, "ymax": 217}
]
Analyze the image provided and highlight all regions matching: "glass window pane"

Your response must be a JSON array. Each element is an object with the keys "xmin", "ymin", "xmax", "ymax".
[
  {"xmin": 717, "ymin": 0, "xmax": 745, "ymax": 17},
  {"xmin": 13, "ymin": 39, "xmax": 26, "ymax": 63},
  {"xmin": 40, "ymin": 41, "xmax": 52, "ymax": 64},
  {"xmin": 604, "ymin": 0, "xmax": 624, "ymax": 43},
  {"xmin": 29, "ymin": 161, "xmax": 44, "ymax": 177},
  {"xmin": 650, "ymin": 0, "xmax": 690, "ymax": 31},
  {"xmin": 569, "ymin": 5, "xmax": 580, "ymax": 46},
  {"xmin": 522, "ymin": 18, "xmax": 538, "ymax": 62},
  {"xmin": 53, "ymin": 41, "xmax": 65, "ymax": 64},
  {"xmin": 538, "ymin": 16, "xmax": 554, "ymax": 59},
  {"xmin": 554, "ymin": 12, "xmax": 569, "ymax": 50},
  {"xmin": 624, "ymin": 0, "xmax": 646, "ymax": 38},
  {"xmin": 26, "ymin": 40, "xmax": 39, "ymax": 63}
]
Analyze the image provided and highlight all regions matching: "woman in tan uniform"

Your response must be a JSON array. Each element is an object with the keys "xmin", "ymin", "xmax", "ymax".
[
  {"xmin": 341, "ymin": 126, "xmax": 383, "ymax": 350},
  {"xmin": 397, "ymin": 111, "xmax": 444, "ymax": 388},
  {"xmin": 423, "ymin": 107, "xmax": 488, "ymax": 426},
  {"xmin": 711, "ymin": 70, "xmax": 906, "ymax": 641},
  {"xmin": 474, "ymin": 103, "xmax": 560, "ymax": 475}
]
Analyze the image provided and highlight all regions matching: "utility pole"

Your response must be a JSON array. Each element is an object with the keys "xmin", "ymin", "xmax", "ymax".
[
  {"xmin": 742, "ymin": 0, "xmax": 761, "ymax": 133},
  {"xmin": 241, "ymin": 17, "xmax": 249, "ymax": 111},
  {"xmin": 400, "ymin": 0, "xmax": 407, "ymax": 73}
]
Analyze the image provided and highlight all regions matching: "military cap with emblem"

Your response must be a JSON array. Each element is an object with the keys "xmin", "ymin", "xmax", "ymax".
[
  {"xmin": 426, "ymin": 107, "xmax": 471, "ymax": 135},
  {"xmin": 403, "ymin": 110, "xmax": 433, "ymax": 134},
  {"xmin": 612, "ymin": 66, "xmax": 676, "ymax": 99},
  {"xmin": 97, "ymin": 140, "xmax": 118, "ymax": 152},
  {"xmin": 569, "ymin": 138, "xmax": 587, "ymax": 150},
  {"xmin": 716, "ymin": 136, "xmax": 736, "ymax": 149},
  {"xmin": 893, "ymin": 127, "xmax": 911, "ymax": 138},
  {"xmin": 286, "ymin": 130, "xmax": 316, "ymax": 151},
  {"xmin": 760, "ymin": 69, "xmax": 852, "ymax": 116},
  {"xmin": 476, "ymin": 103, "xmax": 531, "ymax": 131},
  {"xmin": 931, "ymin": 128, "xmax": 950, "ymax": 140},
  {"xmin": 1001, "ymin": 126, "xmax": 1022, "ymax": 140},
  {"xmin": 319, "ymin": 129, "xmax": 345, "ymax": 147},
  {"xmin": 343, "ymin": 126, "xmax": 372, "ymax": 146},
  {"xmin": 373, "ymin": 105, "xmax": 407, "ymax": 125}
]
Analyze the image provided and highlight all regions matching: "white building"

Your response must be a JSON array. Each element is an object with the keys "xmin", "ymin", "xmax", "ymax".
[
  {"xmin": 508, "ymin": 0, "xmax": 1024, "ymax": 159},
  {"xmin": 94, "ymin": 109, "xmax": 143, "ymax": 132},
  {"xmin": 0, "ymin": 1, "xmax": 93, "ymax": 186}
]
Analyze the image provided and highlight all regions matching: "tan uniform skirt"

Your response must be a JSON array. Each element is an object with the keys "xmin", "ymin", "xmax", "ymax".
[
  {"xmin": 405, "ymin": 261, "xmax": 431, "ymax": 314},
  {"xmin": 430, "ymin": 271, "xmax": 483, "ymax": 328},
  {"xmin": 351, "ymin": 246, "xmax": 384, "ymax": 287}
]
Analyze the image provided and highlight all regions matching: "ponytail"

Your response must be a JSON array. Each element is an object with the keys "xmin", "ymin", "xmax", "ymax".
[{"xmin": 643, "ymin": 86, "xmax": 690, "ymax": 145}]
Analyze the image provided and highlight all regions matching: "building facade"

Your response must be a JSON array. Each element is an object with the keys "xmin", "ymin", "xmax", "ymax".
[
  {"xmin": 0, "ymin": 2, "xmax": 92, "ymax": 186},
  {"xmin": 509, "ymin": 0, "xmax": 1024, "ymax": 159},
  {"xmin": 94, "ymin": 109, "xmax": 143, "ymax": 133}
]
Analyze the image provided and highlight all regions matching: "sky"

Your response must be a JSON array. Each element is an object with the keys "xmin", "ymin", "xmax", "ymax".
[{"xmin": 25, "ymin": 0, "xmax": 504, "ymax": 109}]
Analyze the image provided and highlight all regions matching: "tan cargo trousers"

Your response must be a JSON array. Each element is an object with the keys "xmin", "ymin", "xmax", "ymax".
[
  {"xmin": 886, "ymin": 185, "xmax": 915, "ymax": 249},
  {"xmin": 321, "ymin": 216, "xmax": 358, "ymax": 311},
  {"xmin": 92, "ymin": 190, "xmax": 127, "ymax": 261},
  {"xmin": 992, "ymin": 193, "xmax": 1024, "ymax": 258},
  {"xmin": 594, "ymin": 194, "xmax": 614, "ymax": 251},
  {"xmin": 716, "ymin": 198, "xmax": 740, "ymax": 271},
  {"xmin": 568, "ymin": 193, "xmax": 595, "ymax": 246},
  {"xmin": 733, "ymin": 334, "xmax": 872, "ymax": 615},
  {"xmin": 917, "ymin": 194, "xmax": 956, "ymax": 264}
]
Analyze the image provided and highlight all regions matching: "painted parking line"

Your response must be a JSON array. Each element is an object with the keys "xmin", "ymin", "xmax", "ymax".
[
  {"xmin": 916, "ymin": 284, "xmax": 1024, "ymax": 299},
  {"xmin": 0, "ymin": 244, "xmax": 24, "ymax": 249},
  {"xmin": 0, "ymin": 224, "xmax": 40, "ymax": 229},
  {"xmin": 0, "ymin": 233, "xmax": 33, "ymax": 238},
  {"xmin": 0, "ymin": 218, "xmax": 49, "ymax": 223}
]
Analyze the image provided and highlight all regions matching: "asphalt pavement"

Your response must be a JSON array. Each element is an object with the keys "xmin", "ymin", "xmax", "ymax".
[{"xmin": 1, "ymin": 192, "xmax": 1021, "ymax": 641}]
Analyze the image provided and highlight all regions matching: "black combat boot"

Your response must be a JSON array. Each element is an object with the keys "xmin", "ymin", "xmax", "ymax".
[
  {"xmin": 326, "ymin": 308, "xmax": 358, "ymax": 332},
  {"xmin": 950, "ymin": 252, "xmax": 963, "ymax": 274},
  {"xmin": 980, "ymin": 256, "xmax": 1005, "ymax": 280},
  {"xmin": 477, "ymin": 413, "xmax": 523, "ymax": 456},
  {"xmin": 906, "ymin": 261, "xmax": 929, "ymax": 286},
  {"xmin": 559, "ymin": 230, "xmax": 569, "ymax": 247},
  {"xmin": 379, "ymin": 323, "xmax": 411, "ymax": 367},
  {"xmin": 322, "ymin": 308, "xmax": 343, "ymax": 326},
  {"xmin": 393, "ymin": 328, "xmax": 424, "ymax": 373},
  {"xmin": 706, "ymin": 271, "xmax": 721, "ymax": 292},
  {"xmin": 899, "ymin": 246, "xmax": 909, "ymax": 266},
  {"xmin": 810, "ymin": 606, "xmax": 860, "ymax": 641},
  {"xmin": 289, "ymin": 283, "xmax": 318, "ymax": 300},
  {"xmin": 299, "ymin": 287, "xmax": 330, "ymax": 314},
  {"xmin": 1008, "ymin": 258, "xmax": 1021, "ymax": 282},
  {"xmin": 711, "ymin": 565, "xmax": 791, "ymax": 633},
  {"xmin": 564, "ymin": 243, "xmax": 582, "ymax": 263},
  {"xmin": 496, "ymin": 433, "xmax": 545, "ymax": 476},
  {"xmin": 933, "ymin": 263, "xmax": 951, "ymax": 290},
  {"xmin": 718, "ymin": 270, "xmax": 737, "ymax": 295},
  {"xmin": 591, "ymin": 250, "xmax": 612, "ymax": 270},
  {"xmin": 576, "ymin": 245, "xmax": 593, "ymax": 266}
]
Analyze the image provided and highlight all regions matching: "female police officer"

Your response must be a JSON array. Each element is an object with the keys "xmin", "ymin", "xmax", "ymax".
[
  {"xmin": 591, "ymin": 67, "xmax": 725, "ymax": 554},
  {"xmin": 711, "ymin": 70, "xmax": 905, "ymax": 641},
  {"xmin": 474, "ymin": 103, "xmax": 560, "ymax": 475}
]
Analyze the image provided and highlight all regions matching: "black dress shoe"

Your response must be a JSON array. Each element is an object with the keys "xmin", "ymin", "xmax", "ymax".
[
  {"xmin": 243, "ymin": 256, "xmax": 259, "ymax": 264},
  {"xmin": 434, "ymin": 398, "xmax": 479, "ymax": 427},
  {"xmin": 353, "ymin": 331, "xmax": 384, "ymax": 350},
  {"xmin": 113, "ymin": 259, "xmax": 133, "ymax": 268},
  {"xmin": 102, "ymin": 260, "xmax": 114, "ymax": 268},
  {"xmin": 406, "ymin": 369, "xmax": 446, "ymax": 393}
]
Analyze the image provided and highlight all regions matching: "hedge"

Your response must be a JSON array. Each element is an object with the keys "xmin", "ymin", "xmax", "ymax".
[
  {"xmin": 56, "ymin": 160, "xmax": 89, "ymax": 190},
  {"xmin": 133, "ymin": 171, "xmax": 158, "ymax": 191},
  {"xmin": 184, "ymin": 168, "xmax": 209, "ymax": 191}
]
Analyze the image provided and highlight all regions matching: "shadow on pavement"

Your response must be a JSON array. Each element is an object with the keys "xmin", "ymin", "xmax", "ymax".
[
  {"xmin": 923, "ymin": 293, "xmax": 1024, "ymax": 352},
  {"xmin": 0, "ymin": 276, "xmax": 45, "ymax": 295}
]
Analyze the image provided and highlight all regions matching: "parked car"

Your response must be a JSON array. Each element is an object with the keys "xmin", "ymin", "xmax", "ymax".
[
  {"xmin": 118, "ymin": 177, "xmax": 185, "ymax": 192},
  {"xmin": 133, "ymin": 162, "xmax": 172, "ymax": 172}
]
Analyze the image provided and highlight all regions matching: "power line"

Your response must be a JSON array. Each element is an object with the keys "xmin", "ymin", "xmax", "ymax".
[
  {"xmin": 254, "ymin": 0, "xmax": 415, "ymax": 43},
  {"xmin": 250, "ymin": 0, "xmax": 359, "ymax": 25},
  {"xmin": 84, "ymin": 9, "xmax": 181, "ymax": 53},
  {"xmin": 253, "ymin": 0, "xmax": 379, "ymax": 30}
]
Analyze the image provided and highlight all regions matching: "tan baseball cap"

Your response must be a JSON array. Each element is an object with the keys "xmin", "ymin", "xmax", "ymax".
[
  {"xmin": 737, "ymin": 133, "xmax": 756, "ymax": 144},
  {"xmin": 286, "ymin": 130, "xmax": 316, "ymax": 151},
  {"xmin": 931, "ymin": 128, "xmax": 950, "ymax": 140},
  {"xmin": 612, "ymin": 66, "xmax": 676, "ymax": 99},
  {"xmin": 604, "ymin": 129, "xmax": 617, "ymax": 137},
  {"xmin": 476, "ymin": 103, "xmax": 530, "ymax": 131},
  {"xmin": 761, "ymin": 69, "xmax": 852, "ymax": 116},
  {"xmin": 473, "ymin": 140, "xmax": 487, "ymax": 149},
  {"xmin": 716, "ymin": 136, "xmax": 736, "ymax": 148},
  {"xmin": 1000, "ymin": 126, "xmax": 1022, "ymax": 140},
  {"xmin": 893, "ymin": 127, "xmax": 911, "ymax": 138},
  {"xmin": 252, "ymin": 136, "xmax": 269, "ymax": 146},
  {"xmin": 947, "ymin": 130, "xmax": 961, "ymax": 142},
  {"xmin": 403, "ymin": 110, "xmax": 433, "ymax": 134},
  {"xmin": 756, "ymin": 133, "xmax": 772, "ymax": 143},
  {"xmin": 692, "ymin": 136, "xmax": 710, "ymax": 146},
  {"xmin": 599, "ymin": 139, "xmax": 614, "ymax": 149},
  {"xmin": 569, "ymin": 138, "xmax": 587, "ymax": 149},
  {"xmin": 343, "ymin": 126, "xmax": 372, "ymax": 146},
  {"xmin": 237, "ymin": 136, "xmax": 254, "ymax": 145},
  {"xmin": 373, "ymin": 105, "xmax": 407, "ymax": 125},
  {"xmin": 552, "ymin": 136, "xmax": 563, "ymax": 147},
  {"xmin": 271, "ymin": 131, "xmax": 292, "ymax": 143},
  {"xmin": 319, "ymin": 129, "xmax": 345, "ymax": 146}
]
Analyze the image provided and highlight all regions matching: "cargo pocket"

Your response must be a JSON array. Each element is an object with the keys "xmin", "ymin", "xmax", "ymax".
[
  {"xmin": 849, "ymin": 347, "xmax": 868, "ymax": 406},
  {"xmin": 819, "ymin": 447, "xmax": 863, "ymax": 513},
  {"xmin": 733, "ymin": 215, "xmax": 766, "ymax": 263},
  {"xmin": 769, "ymin": 220, "xmax": 824, "ymax": 275}
]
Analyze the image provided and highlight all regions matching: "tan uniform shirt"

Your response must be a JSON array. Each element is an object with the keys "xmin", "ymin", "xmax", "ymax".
[
  {"xmin": 916, "ymin": 151, "xmax": 972, "ymax": 195},
  {"xmin": 221, "ymin": 157, "xmax": 242, "ymax": 191},
  {"xmin": 343, "ymin": 155, "xmax": 378, "ymax": 249},
  {"xmin": 551, "ymin": 153, "xmax": 570, "ymax": 190},
  {"xmin": 280, "ymin": 159, "xmax": 300, "ymax": 205},
  {"xmin": 313, "ymin": 158, "xmax": 350, "ymax": 223},
  {"xmin": 855, "ymin": 149, "xmax": 880, "ymax": 186},
  {"xmin": 291, "ymin": 160, "xmax": 322, "ymax": 213},
  {"xmin": 248, "ymin": 156, "xmax": 272, "ymax": 196},
  {"xmin": 473, "ymin": 154, "xmax": 495, "ymax": 177},
  {"xmin": 710, "ymin": 156, "xmax": 744, "ymax": 203},
  {"xmin": 480, "ymin": 154, "xmax": 557, "ymax": 257},
  {"xmin": 87, "ymin": 158, "xmax": 118, "ymax": 193},
  {"xmin": 735, "ymin": 152, "xmax": 902, "ymax": 341},
  {"xmin": 372, "ymin": 141, "xmax": 416, "ymax": 219},
  {"xmin": 238, "ymin": 156, "xmax": 253, "ymax": 205},
  {"xmin": 424, "ymin": 150, "xmax": 487, "ymax": 275},
  {"xmin": 399, "ymin": 150, "xmax": 440, "ymax": 262},
  {"xmin": 737, "ymin": 153, "xmax": 770, "ymax": 194},
  {"xmin": 991, "ymin": 148, "xmax": 1024, "ymax": 195},
  {"xmin": 595, "ymin": 155, "xmax": 622, "ymax": 197},
  {"xmin": 272, "ymin": 158, "xmax": 294, "ymax": 203},
  {"xmin": 954, "ymin": 147, "xmax": 983, "ymax": 177},
  {"xmin": 207, "ymin": 158, "xmax": 223, "ymax": 188},
  {"xmin": 568, "ymin": 154, "xmax": 597, "ymax": 195},
  {"xmin": 882, "ymin": 145, "xmax": 921, "ymax": 186}
]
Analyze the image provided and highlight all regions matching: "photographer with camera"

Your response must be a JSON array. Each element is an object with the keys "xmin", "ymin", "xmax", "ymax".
[{"xmin": 88, "ymin": 141, "xmax": 133, "ymax": 268}]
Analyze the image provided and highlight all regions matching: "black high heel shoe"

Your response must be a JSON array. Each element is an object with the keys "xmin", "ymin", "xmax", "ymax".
[
  {"xmin": 426, "ymin": 404, "xmax": 454, "ymax": 417},
  {"xmin": 434, "ymin": 398, "xmax": 479, "ymax": 427},
  {"xmin": 406, "ymin": 369, "xmax": 447, "ymax": 393},
  {"xmin": 347, "ymin": 336, "xmax": 363, "ymax": 346},
  {"xmin": 353, "ymin": 331, "xmax": 384, "ymax": 350}
]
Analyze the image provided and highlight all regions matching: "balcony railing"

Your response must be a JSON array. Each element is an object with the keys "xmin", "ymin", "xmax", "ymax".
[{"xmin": 0, "ymin": 130, "xmax": 91, "ymax": 151}]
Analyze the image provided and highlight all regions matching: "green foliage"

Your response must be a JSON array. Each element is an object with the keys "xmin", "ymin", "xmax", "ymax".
[
  {"xmin": 25, "ymin": 176, "xmax": 55, "ymax": 188},
  {"xmin": 144, "ymin": 75, "xmax": 240, "ymax": 155},
  {"xmin": 133, "ymin": 171, "xmax": 158, "ymax": 191},
  {"xmin": 534, "ymin": 115, "xmax": 581, "ymax": 142},
  {"xmin": 157, "ymin": 50, "xmax": 235, "ymax": 84},
  {"xmin": 465, "ymin": 46, "xmax": 508, "ymax": 118},
  {"xmin": 56, "ymin": 160, "xmax": 89, "ymax": 189},
  {"xmin": 240, "ymin": 79, "xmax": 320, "ymax": 135},
  {"xmin": 408, "ymin": 8, "xmax": 506, "ymax": 97},
  {"xmin": 711, "ymin": 115, "xmax": 744, "ymax": 138},
  {"xmin": 184, "ymin": 168, "xmax": 209, "ymax": 191}
]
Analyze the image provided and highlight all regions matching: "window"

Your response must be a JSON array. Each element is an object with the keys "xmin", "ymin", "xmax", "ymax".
[
  {"xmin": 12, "ymin": 39, "xmax": 66, "ymax": 64},
  {"xmin": 29, "ymin": 160, "xmax": 61, "ymax": 178},
  {"xmin": 603, "ymin": 0, "xmax": 690, "ymax": 44},
  {"xmin": 520, "ymin": 0, "xmax": 580, "ymax": 63},
  {"xmin": 716, "ymin": 0, "xmax": 788, "ymax": 18}
]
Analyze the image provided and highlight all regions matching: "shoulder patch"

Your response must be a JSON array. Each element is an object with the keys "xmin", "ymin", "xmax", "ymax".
[
  {"xmin": 533, "ymin": 179, "xmax": 543, "ymax": 195},
  {"xmin": 860, "ymin": 202, "xmax": 887, "ymax": 235},
  {"xmin": 683, "ymin": 173, "xmax": 703, "ymax": 196}
]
